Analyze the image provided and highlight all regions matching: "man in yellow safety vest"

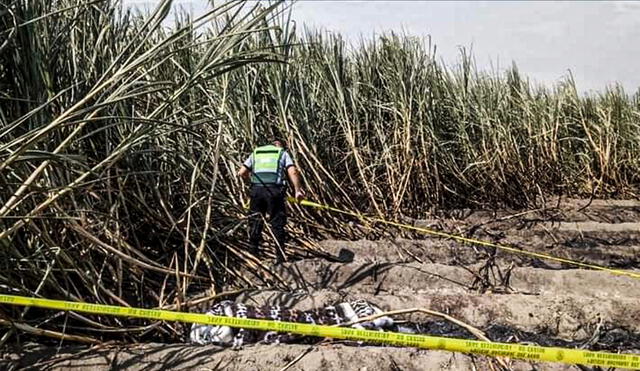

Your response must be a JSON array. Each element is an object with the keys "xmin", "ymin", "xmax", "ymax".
[{"xmin": 237, "ymin": 139, "xmax": 305, "ymax": 263}]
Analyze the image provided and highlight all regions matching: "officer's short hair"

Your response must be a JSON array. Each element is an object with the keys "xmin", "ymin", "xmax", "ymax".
[{"xmin": 271, "ymin": 137, "xmax": 286, "ymax": 148}]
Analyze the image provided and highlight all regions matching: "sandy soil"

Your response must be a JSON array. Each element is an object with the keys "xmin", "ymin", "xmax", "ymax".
[
  {"xmin": 4, "ymin": 342, "xmax": 577, "ymax": 371},
  {"xmin": 3, "ymin": 198, "xmax": 639, "ymax": 370}
]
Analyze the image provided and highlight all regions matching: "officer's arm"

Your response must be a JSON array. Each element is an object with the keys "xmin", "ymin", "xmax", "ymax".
[{"xmin": 287, "ymin": 166, "xmax": 305, "ymax": 199}]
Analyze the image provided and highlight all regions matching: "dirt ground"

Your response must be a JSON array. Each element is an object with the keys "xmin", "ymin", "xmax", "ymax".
[{"xmin": 3, "ymin": 198, "xmax": 640, "ymax": 370}]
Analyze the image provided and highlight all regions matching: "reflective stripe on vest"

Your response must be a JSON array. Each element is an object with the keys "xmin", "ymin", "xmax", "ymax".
[{"xmin": 251, "ymin": 145, "xmax": 284, "ymax": 185}]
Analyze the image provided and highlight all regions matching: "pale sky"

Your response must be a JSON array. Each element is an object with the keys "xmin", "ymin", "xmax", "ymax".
[{"xmin": 123, "ymin": 1, "xmax": 640, "ymax": 94}]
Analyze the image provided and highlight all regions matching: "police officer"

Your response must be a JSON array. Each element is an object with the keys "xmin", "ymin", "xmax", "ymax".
[{"xmin": 237, "ymin": 139, "xmax": 305, "ymax": 263}]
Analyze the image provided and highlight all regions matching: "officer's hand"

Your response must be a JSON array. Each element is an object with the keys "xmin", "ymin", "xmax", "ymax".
[{"xmin": 295, "ymin": 189, "xmax": 306, "ymax": 201}]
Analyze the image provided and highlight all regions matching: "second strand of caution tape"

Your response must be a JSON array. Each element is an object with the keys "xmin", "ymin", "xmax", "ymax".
[{"xmin": 287, "ymin": 197, "xmax": 640, "ymax": 279}]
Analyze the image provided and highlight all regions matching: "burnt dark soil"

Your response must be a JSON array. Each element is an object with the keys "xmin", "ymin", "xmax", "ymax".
[{"xmin": 414, "ymin": 320, "xmax": 640, "ymax": 353}]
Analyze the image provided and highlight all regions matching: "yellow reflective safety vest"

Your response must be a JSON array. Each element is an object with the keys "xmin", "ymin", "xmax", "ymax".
[{"xmin": 251, "ymin": 145, "xmax": 284, "ymax": 185}]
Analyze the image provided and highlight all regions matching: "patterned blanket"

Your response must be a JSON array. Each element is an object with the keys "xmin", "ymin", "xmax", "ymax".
[{"xmin": 190, "ymin": 299, "xmax": 405, "ymax": 348}]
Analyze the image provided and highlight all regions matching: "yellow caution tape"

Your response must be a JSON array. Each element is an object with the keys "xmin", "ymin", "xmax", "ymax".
[
  {"xmin": 288, "ymin": 197, "xmax": 640, "ymax": 279},
  {"xmin": 1, "ymin": 294, "xmax": 639, "ymax": 369}
]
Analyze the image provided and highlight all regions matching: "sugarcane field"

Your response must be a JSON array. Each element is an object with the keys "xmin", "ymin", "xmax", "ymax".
[{"xmin": 1, "ymin": 1, "xmax": 640, "ymax": 370}]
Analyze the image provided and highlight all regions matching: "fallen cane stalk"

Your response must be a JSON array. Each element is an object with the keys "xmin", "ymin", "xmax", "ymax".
[
  {"xmin": 158, "ymin": 288, "xmax": 249, "ymax": 311},
  {"xmin": 336, "ymin": 307, "xmax": 511, "ymax": 370},
  {"xmin": 0, "ymin": 318, "xmax": 101, "ymax": 344},
  {"xmin": 27, "ymin": 341, "xmax": 119, "ymax": 369},
  {"xmin": 336, "ymin": 307, "xmax": 488, "ymax": 341},
  {"xmin": 278, "ymin": 345, "xmax": 314, "ymax": 371}
]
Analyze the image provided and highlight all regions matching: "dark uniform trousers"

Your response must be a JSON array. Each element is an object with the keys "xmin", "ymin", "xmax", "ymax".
[{"xmin": 248, "ymin": 184, "xmax": 287, "ymax": 260}]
